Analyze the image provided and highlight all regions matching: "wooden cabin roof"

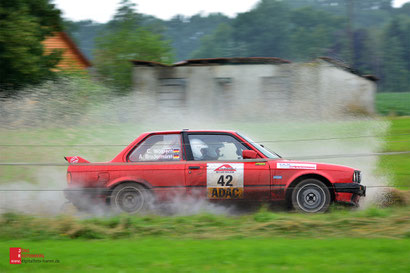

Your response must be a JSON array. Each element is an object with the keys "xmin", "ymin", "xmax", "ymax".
[{"xmin": 43, "ymin": 32, "xmax": 91, "ymax": 70}]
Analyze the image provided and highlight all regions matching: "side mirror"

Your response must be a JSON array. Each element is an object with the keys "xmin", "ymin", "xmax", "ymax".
[{"xmin": 242, "ymin": 150, "xmax": 259, "ymax": 159}]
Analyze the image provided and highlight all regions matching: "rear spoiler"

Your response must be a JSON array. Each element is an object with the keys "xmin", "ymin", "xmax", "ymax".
[{"xmin": 64, "ymin": 156, "xmax": 90, "ymax": 164}]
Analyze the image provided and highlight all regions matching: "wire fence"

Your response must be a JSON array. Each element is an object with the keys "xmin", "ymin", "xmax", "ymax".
[
  {"xmin": 0, "ymin": 133, "xmax": 409, "ymax": 147},
  {"xmin": 0, "ymin": 150, "xmax": 409, "ymax": 166},
  {"xmin": 0, "ymin": 185, "xmax": 407, "ymax": 191},
  {"xmin": 1, "ymin": 134, "xmax": 408, "ymax": 192}
]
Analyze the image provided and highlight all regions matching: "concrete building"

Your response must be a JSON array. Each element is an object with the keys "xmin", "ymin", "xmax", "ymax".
[{"xmin": 132, "ymin": 57, "xmax": 377, "ymax": 118}]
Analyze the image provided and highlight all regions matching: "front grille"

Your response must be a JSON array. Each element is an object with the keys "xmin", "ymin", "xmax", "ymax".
[{"xmin": 353, "ymin": 170, "xmax": 361, "ymax": 183}]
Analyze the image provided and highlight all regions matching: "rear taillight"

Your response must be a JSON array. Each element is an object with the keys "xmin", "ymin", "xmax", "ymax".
[{"xmin": 67, "ymin": 172, "xmax": 72, "ymax": 184}]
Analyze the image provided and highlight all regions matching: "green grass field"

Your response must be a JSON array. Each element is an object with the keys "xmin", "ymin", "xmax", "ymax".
[
  {"xmin": 379, "ymin": 117, "xmax": 410, "ymax": 187},
  {"xmin": 376, "ymin": 92, "xmax": 410, "ymax": 116},
  {"xmin": 375, "ymin": 92, "xmax": 410, "ymax": 188},
  {"xmin": 1, "ymin": 238, "xmax": 409, "ymax": 272}
]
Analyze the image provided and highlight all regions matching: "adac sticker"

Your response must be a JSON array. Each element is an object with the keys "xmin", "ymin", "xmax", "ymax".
[
  {"xmin": 207, "ymin": 163, "xmax": 244, "ymax": 199},
  {"xmin": 277, "ymin": 163, "xmax": 316, "ymax": 170}
]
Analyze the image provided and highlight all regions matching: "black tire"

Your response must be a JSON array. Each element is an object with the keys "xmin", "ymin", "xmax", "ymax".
[
  {"xmin": 291, "ymin": 179, "xmax": 331, "ymax": 213},
  {"xmin": 110, "ymin": 183, "xmax": 153, "ymax": 214}
]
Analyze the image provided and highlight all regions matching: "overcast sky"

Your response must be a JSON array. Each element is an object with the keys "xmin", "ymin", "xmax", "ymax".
[{"xmin": 53, "ymin": 0, "xmax": 410, "ymax": 23}]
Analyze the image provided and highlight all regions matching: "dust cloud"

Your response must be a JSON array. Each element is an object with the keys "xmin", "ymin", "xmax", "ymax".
[{"xmin": 0, "ymin": 168, "xmax": 66, "ymax": 215}]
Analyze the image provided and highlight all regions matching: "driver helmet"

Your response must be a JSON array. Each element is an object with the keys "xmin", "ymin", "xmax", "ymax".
[
  {"xmin": 206, "ymin": 143, "xmax": 223, "ymax": 160},
  {"xmin": 190, "ymin": 138, "xmax": 208, "ymax": 160}
]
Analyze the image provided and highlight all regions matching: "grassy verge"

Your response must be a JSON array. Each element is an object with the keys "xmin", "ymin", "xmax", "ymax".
[
  {"xmin": 1, "ymin": 238, "xmax": 409, "ymax": 272},
  {"xmin": 376, "ymin": 92, "xmax": 410, "ymax": 116},
  {"xmin": 1, "ymin": 206, "xmax": 409, "ymax": 240}
]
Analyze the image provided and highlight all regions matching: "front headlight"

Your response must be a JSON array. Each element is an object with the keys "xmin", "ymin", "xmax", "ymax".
[{"xmin": 353, "ymin": 170, "xmax": 361, "ymax": 183}]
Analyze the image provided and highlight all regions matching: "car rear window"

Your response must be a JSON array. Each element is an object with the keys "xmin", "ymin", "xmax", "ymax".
[{"xmin": 128, "ymin": 134, "xmax": 182, "ymax": 162}]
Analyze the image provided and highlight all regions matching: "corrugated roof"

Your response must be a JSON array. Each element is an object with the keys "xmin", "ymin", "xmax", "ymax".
[
  {"xmin": 131, "ymin": 60, "xmax": 170, "ymax": 67},
  {"xmin": 130, "ymin": 56, "xmax": 378, "ymax": 81},
  {"xmin": 131, "ymin": 57, "xmax": 290, "ymax": 67},
  {"xmin": 174, "ymin": 57, "xmax": 291, "ymax": 66},
  {"xmin": 318, "ymin": 57, "xmax": 378, "ymax": 82}
]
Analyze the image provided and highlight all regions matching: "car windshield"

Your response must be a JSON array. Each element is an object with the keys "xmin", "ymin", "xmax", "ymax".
[{"xmin": 237, "ymin": 133, "xmax": 281, "ymax": 159}]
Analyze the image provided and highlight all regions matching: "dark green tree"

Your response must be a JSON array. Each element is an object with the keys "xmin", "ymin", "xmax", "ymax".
[
  {"xmin": 164, "ymin": 13, "xmax": 231, "ymax": 61},
  {"xmin": 289, "ymin": 7, "xmax": 344, "ymax": 60},
  {"xmin": 64, "ymin": 19, "xmax": 105, "ymax": 61},
  {"xmin": 381, "ymin": 18, "xmax": 409, "ymax": 91},
  {"xmin": 396, "ymin": 2, "xmax": 410, "ymax": 15},
  {"xmin": 93, "ymin": 0, "xmax": 173, "ymax": 92},
  {"xmin": 397, "ymin": 16, "xmax": 410, "ymax": 81},
  {"xmin": 0, "ymin": 0, "xmax": 63, "ymax": 92},
  {"xmin": 233, "ymin": 0, "xmax": 292, "ymax": 58},
  {"xmin": 190, "ymin": 23, "xmax": 247, "ymax": 58},
  {"xmin": 351, "ymin": 28, "xmax": 378, "ymax": 74}
]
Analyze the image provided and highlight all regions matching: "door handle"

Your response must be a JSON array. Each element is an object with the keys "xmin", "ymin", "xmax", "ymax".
[{"xmin": 188, "ymin": 166, "xmax": 200, "ymax": 170}]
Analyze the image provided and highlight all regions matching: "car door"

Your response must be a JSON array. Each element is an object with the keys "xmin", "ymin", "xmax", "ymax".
[
  {"xmin": 183, "ymin": 132, "xmax": 271, "ymax": 201},
  {"xmin": 127, "ymin": 133, "xmax": 186, "ymax": 201}
]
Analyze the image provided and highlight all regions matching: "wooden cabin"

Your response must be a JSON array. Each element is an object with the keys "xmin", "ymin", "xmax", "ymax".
[{"xmin": 42, "ymin": 32, "xmax": 91, "ymax": 71}]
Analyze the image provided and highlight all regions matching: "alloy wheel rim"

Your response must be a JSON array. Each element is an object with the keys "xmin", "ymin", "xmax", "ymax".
[
  {"xmin": 116, "ymin": 187, "xmax": 144, "ymax": 213},
  {"xmin": 296, "ymin": 183, "xmax": 326, "ymax": 212}
]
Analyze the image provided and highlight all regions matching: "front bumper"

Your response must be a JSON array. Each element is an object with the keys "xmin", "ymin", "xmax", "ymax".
[{"xmin": 334, "ymin": 183, "xmax": 366, "ymax": 196}]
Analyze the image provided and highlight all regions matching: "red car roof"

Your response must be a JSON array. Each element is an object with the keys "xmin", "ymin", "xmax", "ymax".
[{"xmin": 139, "ymin": 129, "xmax": 237, "ymax": 134}]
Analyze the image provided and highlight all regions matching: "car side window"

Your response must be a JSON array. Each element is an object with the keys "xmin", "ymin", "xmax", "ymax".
[
  {"xmin": 128, "ymin": 134, "xmax": 182, "ymax": 162},
  {"xmin": 188, "ymin": 134, "xmax": 248, "ymax": 161}
]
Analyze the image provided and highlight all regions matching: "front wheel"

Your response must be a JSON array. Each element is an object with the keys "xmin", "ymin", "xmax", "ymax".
[
  {"xmin": 291, "ymin": 179, "xmax": 331, "ymax": 213},
  {"xmin": 110, "ymin": 183, "xmax": 153, "ymax": 214}
]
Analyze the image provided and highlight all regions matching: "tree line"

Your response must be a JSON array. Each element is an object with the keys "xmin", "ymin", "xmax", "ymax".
[
  {"xmin": 1, "ymin": 0, "xmax": 409, "ymax": 94},
  {"xmin": 188, "ymin": 0, "xmax": 410, "ymax": 93}
]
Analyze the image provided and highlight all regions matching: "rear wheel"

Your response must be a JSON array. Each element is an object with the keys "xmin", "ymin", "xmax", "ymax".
[
  {"xmin": 291, "ymin": 179, "xmax": 331, "ymax": 213},
  {"xmin": 110, "ymin": 183, "xmax": 153, "ymax": 214}
]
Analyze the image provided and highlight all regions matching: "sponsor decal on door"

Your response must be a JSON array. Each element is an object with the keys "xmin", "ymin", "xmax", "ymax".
[{"xmin": 207, "ymin": 163, "xmax": 244, "ymax": 199}]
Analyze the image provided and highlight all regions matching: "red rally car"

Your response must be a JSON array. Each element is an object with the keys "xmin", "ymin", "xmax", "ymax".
[{"xmin": 64, "ymin": 130, "xmax": 366, "ymax": 213}]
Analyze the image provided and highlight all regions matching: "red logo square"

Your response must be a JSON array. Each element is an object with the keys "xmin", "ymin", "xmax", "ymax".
[{"xmin": 10, "ymin": 248, "xmax": 21, "ymax": 264}]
